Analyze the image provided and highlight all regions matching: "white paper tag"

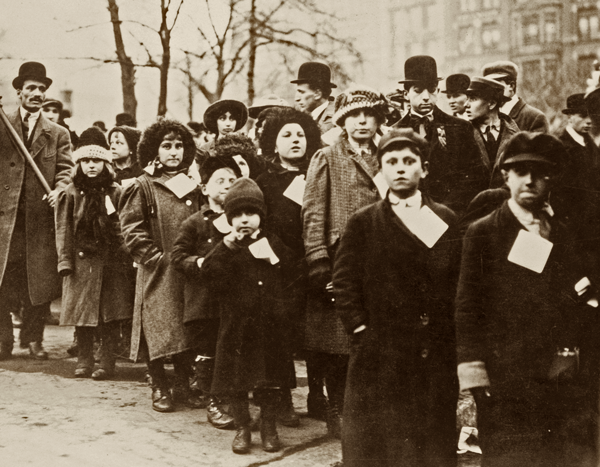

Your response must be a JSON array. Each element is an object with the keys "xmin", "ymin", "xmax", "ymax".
[
  {"xmin": 283, "ymin": 175, "xmax": 306, "ymax": 206},
  {"xmin": 105, "ymin": 195, "xmax": 116, "ymax": 215},
  {"xmin": 373, "ymin": 172, "xmax": 389, "ymax": 199},
  {"xmin": 248, "ymin": 237, "xmax": 279, "ymax": 265},
  {"xmin": 143, "ymin": 164, "xmax": 155, "ymax": 175},
  {"xmin": 507, "ymin": 229, "xmax": 553, "ymax": 273},
  {"xmin": 121, "ymin": 177, "xmax": 136, "ymax": 188},
  {"xmin": 164, "ymin": 173, "xmax": 197, "ymax": 199},
  {"xmin": 575, "ymin": 277, "xmax": 591, "ymax": 296},
  {"xmin": 212, "ymin": 213, "xmax": 232, "ymax": 234},
  {"xmin": 588, "ymin": 298, "xmax": 599, "ymax": 308},
  {"xmin": 403, "ymin": 205, "xmax": 449, "ymax": 248}
]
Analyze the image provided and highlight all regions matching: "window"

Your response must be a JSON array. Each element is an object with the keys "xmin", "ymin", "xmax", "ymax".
[
  {"xmin": 522, "ymin": 60, "xmax": 542, "ymax": 92},
  {"xmin": 481, "ymin": 22, "xmax": 501, "ymax": 50},
  {"xmin": 578, "ymin": 8, "xmax": 600, "ymax": 40},
  {"xmin": 482, "ymin": 0, "xmax": 500, "ymax": 9},
  {"xmin": 523, "ymin": 14, "xmax": 540, "ymax": 46},
  {"xmin": 460, "ymin": 0, "xmax": 479, "ymax": 12},
  {"xmin": 543, "ymin": 12, "xmax": 557, "ymax": 43},
  {"xmin": 458, "ymin": 25, "xmax": 475, "ymax": 54}
]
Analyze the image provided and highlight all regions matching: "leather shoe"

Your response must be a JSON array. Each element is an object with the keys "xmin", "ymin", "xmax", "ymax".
[
  {"xmin": 278, "ymin": 390, "xmax": 300, "ymax": 427},
  {"xmin": 91, "ymin": 368, "xmax": 113, "ymax": 380},
  {"xmin": 29, "ymin": 342, "xmax": 48, "ymax": 360},
  {"xmin": 232, "ymin": 426, "xmax": 252, "ymax": 454},
  {"xmin": 75, "ymin": 367, "xmax": 93, "ymax": 378},
  {"xmin": 260, "ymin": 419, "xmax": 281, "ymax": 452},
  {"xmin": 307, "ymin": 392, "xmax": 328, "ymax": 420},
  {"xmin": 207, "ymin": 396, "xmax": 235, "ymax": 429},
  {"xmin": 0, "ymin": 342, "xmax": 13, "ymax": 361},
  {"xmin": 152, "ymin": 387, "xmax": 175, "ymax": 413}
]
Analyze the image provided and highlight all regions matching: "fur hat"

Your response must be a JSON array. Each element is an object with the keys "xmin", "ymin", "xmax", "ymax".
[
  {"xmin": 333, "ymin": 85, "xmax": 388, "ymax": 127},
  {"xmin": 73, "ymin": 145, "xmax": 112, "ymax": 164},
  {"xmin": 203, "ymin": 100, "xmax": 248, "ymax": 135},
  {"xmin": 137, "ymin": 119, "xmax": 196, "ymax": 171},
  {"xmin": 499, "ymin": 132, "xmax": 564, "ymax": 169},
  {"xmin": 107, "ymin": 125, "xmax": 142, "ymax": 156},
  {"xmin": 77, "ymin": 126, "xmax": 109, "ymax": 150},
  {"xmin": 224, "ymin": 177, "xmax": 266, "ymax": 224},
  {"xmin": 199, "ymin": 156, "xmax": 242, "ymax": 184}
]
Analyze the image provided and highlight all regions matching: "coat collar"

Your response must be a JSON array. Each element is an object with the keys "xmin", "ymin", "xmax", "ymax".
[
  {"xmin": 339, "ymin": 137, "xmax": 379, "ymax": 178},
  {"xmin": 507, "ymin": 97, "xmax": 526, "ymax": 118},
  {"xmin": 8, "ymin": 109, "xmax": 52, "ymax": 159}
]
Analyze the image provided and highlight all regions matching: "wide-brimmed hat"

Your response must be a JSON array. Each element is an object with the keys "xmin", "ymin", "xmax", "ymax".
[
  {"xmin": 333, "ymin": 85, "xmax": 388, "ymax": 127},
  {"xmin": 466, "ymin": 76, "xmax": 509, "ymax": 104},
  {"xmin": 562, "ymin": 93, "xmax": 587, "ymax": 115},
  {"xmin": 499, "ymin": 132, "xmax": 564, "ymax": 168},
  {"xmin": 442, "ymin": 74, "xmax": 470, "ymax": 94},
  {"xmin": 398, "ymin": 55, "xmax": 442, "ymax": 85},
  {"xmin": 12, "ymin": 62, "xmax": 52, "ymax": 90},
  {"xmin": 482, "ymin": 61, "xmax": 518, "ymax": 83},
  {"xmin": 248, "ymin": 94, "xmax": 290, "ymax": 119},
  {"xmin": 290, "ymin": 62, "xmax": 337, "ymax": 89},
  {"xmin": 203, "ymin": 99, "xmax": 249, "ymax": 135}
]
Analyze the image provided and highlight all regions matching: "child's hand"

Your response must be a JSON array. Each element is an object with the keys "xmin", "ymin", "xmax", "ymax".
[{"xmin": 224, "ymin": 230, "xmax": 254, "ymax": 250}]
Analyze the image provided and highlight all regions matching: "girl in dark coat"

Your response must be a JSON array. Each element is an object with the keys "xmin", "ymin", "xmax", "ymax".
[
  {"xmin": 108, "ymin": 125, "xmax": 143, "ymax": 186},
  {"xmin": 256, "ymin": 107, "xmax": 322, "ymax": 425},
  {"xmin": 201, "ymin": 178, "xmax": 296, "ymax": 454},
  {"xmin": 56, "ymin": 144, "xmax": 134, "ymax": 380}
]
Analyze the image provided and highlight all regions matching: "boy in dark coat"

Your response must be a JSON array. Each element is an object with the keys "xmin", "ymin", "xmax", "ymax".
[
  {"xmin": 201, "ymin": 177, "xmax": 296, "ymax": 454},
  {"xmin": 171, "ymin": 156, "xmax": 241, "ymax": 429},
  {"xmin": 456, "ymin": 132, "xmax": 600, "ymax": 466},
  {"xmin": 334, "ymin": 129, "xmax": 460, "ymax": 467}
]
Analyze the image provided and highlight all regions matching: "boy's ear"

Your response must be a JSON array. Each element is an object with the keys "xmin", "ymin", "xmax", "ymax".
[
  {"xmin": 501, "ymin": 169, "xmax": 509, "ymax": 183},
  {"xmin": 421, "ymin": 160, "xmax": 429, "ymax": 179},
  {"xmin": 200, "ymin": 184, "xmax": 208, "ymax": 196}
]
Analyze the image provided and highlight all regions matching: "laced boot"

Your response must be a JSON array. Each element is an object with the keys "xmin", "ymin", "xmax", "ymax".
[
  {"xmin": 230, "ymin": 395, "xmax": 252, "ymax": 454},
  {"xmin": 74, "ymin": 328, "xmax": 94, "ymax": 378},
  {"xmin": 171, "ymin": 357, "xmax": 205, "ymax": 409},
  {"xmin": 278, "ymin": 388, "xmax": 300, "ymax": 427},
  {"xmin": 256, "ymin": 389, "xmax": 282, "ymax": 452},
  {"xmin": 92, "ymin": 327, "xmax": 117, "ymax": 380},
  {"xmin": 207, "ymin": 396, "xmax": 235, "ymax": 429},
  {"xmin": 151, "ymin": 386, "xmax": 174, "ymax": 413}
]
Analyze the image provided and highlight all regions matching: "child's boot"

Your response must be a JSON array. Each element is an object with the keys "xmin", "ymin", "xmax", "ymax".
[
  {"xmin": 278, "ymin": 388, "xmax": 300, "ymax": 427},
  {"xmin": 172, "ymin": 355, "xmax": 206, "ymax": 409},
  {"xmin": 148, "ymin": 359, "xmax": 174, "ymax": 413},
  {"xmin": 230, "ymin": 394, "xmax": 252, "ymax": 454},
  {"xmin": 92, "ymin": 324, "xmax": 118, "ymax": 380},
  {"xmin": 256, "ymin": 389, "xmax": 282, "ymax": 452}
]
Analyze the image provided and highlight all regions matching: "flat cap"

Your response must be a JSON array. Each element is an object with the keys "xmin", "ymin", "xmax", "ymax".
[
  {"xmin": 499, "ymin": 132, "xmax": 564, "ymax": 168},
  {"xmin": 377, "ymin": 128, "xmax": 429, "ymax": 160},
  {"xmin": 482, "ymin": 61, "xmax": 518, "ymax": 82}
]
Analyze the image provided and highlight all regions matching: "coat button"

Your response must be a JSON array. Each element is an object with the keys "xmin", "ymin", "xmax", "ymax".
[
  {"xmin": 208, "ymin": 239, "xmax": 212, "ymax": 243},
  {"xmin": 258, "ymin": 281, "xmax": 263, "ymax": 286},
  {"xmin": 186, "ymin": 200, "xmax": 192, "ymax": 206},
  {"xmin": 421, "ymin": 349, "xmax": 429, "ymax": 359},
  {"xmin": 204, "ymin": 217, "xmax": 208, "ymax": 221},
  {"xmin": 4, "ymin": 185, "xmax": 9, "ymax": 190},
  {"xmin": 10, "ymin": 162, "xmax": 15, "ymax": 167},
  {"xmin": 420, "ymin": 313, "xmax": 429, "ymax": 326},
  {"xmin": 0, "ymin": 211, "xmax": 4, "ymax": 216},
  {"xmin": 78, "ymin": 251, "xmax": 84, "ymax": 258}
]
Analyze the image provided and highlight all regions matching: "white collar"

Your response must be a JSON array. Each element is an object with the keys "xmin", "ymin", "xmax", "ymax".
[
  {"xmin": 347, "ymin": 137, "xmax": 374, "ymax": 154},
  {"xmin": 565, "ymin": 125, "xmax": 586, "ymax": 147},
  {"xmin": 389, "ymin": 190, "xmax": 422, "ymax": 208},
  {"xmin": 478, "ymin": 114, "xmax": 501, "ymax": 133},
  {"xmin": 20, "ymin": 106, "xmax": 41, "ymax": 121},
  {"xmin": 508, "ymin": 198, "xmax": 554, "ymax": 222},
  {"xmin": 501, "ymin": 95, "xmax": 519, "ymax": 115},
  {"xmin": 311, "ymin": 101, "xmax": 329, "ymax": 120},
  {"xmin": 410, "ymin": 110, "xmax": 434, "ymax": 121}
]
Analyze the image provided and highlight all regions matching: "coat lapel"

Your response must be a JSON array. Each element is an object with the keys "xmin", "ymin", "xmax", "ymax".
[
  {"xmin": 7, "ymin": 109, "xmax": 24, "ymax": 142},
  {"xmin": 509, "ymin": 98, "xmax": 526, "ymax": 119},
  {"xmin": 29, "ymin": 114, "xmax": 51, "ymax": 159},
  {"xmin": 472, "ymin": 127, "xmax": 491, "ymax": 171},
  {"xmin": 343, "ymin": 138, "xmax": 378, "ymax": 179}
]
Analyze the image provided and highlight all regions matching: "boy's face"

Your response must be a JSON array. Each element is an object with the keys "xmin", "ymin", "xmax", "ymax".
[
  {"xmin": 465, "ymin": 95, "xmax": 491, "ymax": 121},
  {"xmin": 201, "ymin": 168, "xmax": 237, "ymax": 206},
  {"xmin": 407, "ymin": 83, "xmax": 437, "ymax": 115},
  {"xmin": 231, "ymin": 210, "xmax": 261, "ymax": 236},
  {"xmin": 502, "ymin": 162, "xmax": 554, "ymax": 211},
  {"xmin": 446, "ymin": 92, "xmax": 468, "ymax": 114},
  {"xmin": 110, "ymin": 131, "xmax": 130, "ymax": 161},
  {"xmin": 380, "ymin": 147, "xmax": 427, "ymax": 199},
  {"xmin": 80, "ymin": 158, "xmax": 105, "ymax": 178}
]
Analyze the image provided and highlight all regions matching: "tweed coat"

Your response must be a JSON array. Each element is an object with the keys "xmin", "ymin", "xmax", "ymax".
[
  {"xmin": 201, "ymin": 232, "xmax": 296, "ymax": 394},
  {"xmin": 119, "ymin": 173, "xmax": 201, "ymax": 361},
  {"xmin": 314, "ymin": 100, "xmax": 336, "ymax": 135},
  {"xmin": 171, "ymin": 204, "xmax": 226, "ymax": 324},
  {"xmin": 56, "ymin": 183, "xmax": 134, "ymax": 326},
  {"xmin": 506, "ymin": 97, "xmax": 549, "ymax": 133},
  {"xmin": 0, "ymin": 110, "xmax": 73, "ymax": 305},
  {"xmin": 334, "ymin": 195, "xmax": 459, "ymax": 467},
  {"xmin": 302, "ymin": 137, "xmax": 381, "ymax": 354},
  {"xmin": 392, "ymin": 106, "xmax": 484, "ymax": 213}
]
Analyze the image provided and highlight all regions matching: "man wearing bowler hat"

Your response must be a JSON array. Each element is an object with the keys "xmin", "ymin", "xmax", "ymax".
[
  {"xmin": 0, "ymin": 61, "xmax": 73, "ymax": 360},
  {"xmin": 392, "ymin": 55, "xmax": 483, "ymax": 213},
  {"xmin": 292, "ymin": 62, "xmax": 337, "ymax": 134},
  {"xmin": 442, "ymin": 73, "xmax": 470, "ymax": 120},
  {"xmin": 482, "ymin": 60, "xmax": 549, "ymax": 133}
]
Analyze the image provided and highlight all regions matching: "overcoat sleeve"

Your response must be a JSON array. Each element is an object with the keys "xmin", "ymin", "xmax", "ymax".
[
  {"xmin": 171, "ymin": 216, "xmax": 203, "ymax": 275},
  {"xmin": 53, "ymin": 127, "xmax": 74, "ymax": 189},
  {"xmin": 55, "ymin": 186, "xmax": 75, "ymax": 274}
]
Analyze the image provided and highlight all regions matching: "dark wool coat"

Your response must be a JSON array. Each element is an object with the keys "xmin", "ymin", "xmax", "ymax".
[
  {"xmin": 315, "ymin": 100, "xmax": 336, "ymax": 135},
  {"xmin": 334, "ymin": 195, "xmax": 460, "ymax": 467},
  {"xmin": 303, "ymin": 137, "xmax": 381, "ymax": 355},
  {"xmin": 119, "ymin": 173, "xmax": 201, "ymax": 361},
  {"xmin": 201, "ymin": 232, "xmax": 296, "ymax": 394},
  {"xmin": 56, "ymin": 183, "xmax": 134, "ymax": 326},
  {"xmin": 171, "ymin": 205, "xmax": 226, "ymax": 324},
  {"xmin": 0, "ymin": 110, "xmax": 73, "ymax": 305},
  {"xmin": 456, "ymin": 201, "xmax": 600, "ymax": 395},
  {"xmin": 115, "ymin": 161, "xmax": 144, "ymax": 186},
  {"xmin": 393, "ymin": 106, "xmax": 484, "ymax": 213},
  {"xmin": 506, "ymin": 97, "xmax": 549, "ymax": 133}
]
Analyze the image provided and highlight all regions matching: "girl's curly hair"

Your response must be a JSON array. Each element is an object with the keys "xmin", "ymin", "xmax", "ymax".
[
  {"xmin": 259, "ymin": 107, "xmax": 322, "ymax": 164},
  {"xmin": 137, "ymin": 118, "xmax": 196, "ymax": 171},
  {"xmin": 214, "ymin": 133, "xmax": 265, "ymax": 179}
]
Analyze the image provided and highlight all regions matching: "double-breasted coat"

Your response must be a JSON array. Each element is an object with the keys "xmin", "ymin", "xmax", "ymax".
[
  {"xmin": 302, "ymin": 137, "xmax": 381, "ymax": 355},
  {"xmin": 56, "ymin": 183, "xmax": 134, "ymax": 326},
  {"xmin": 334, "ymin": 195, "xmax": 460, "ymax": 467},
  {"xmin": 201, "ymin": 232, "xmax": 296, "ymax": 395},
  {"xmin": 119, "ymin": 173, "xmax": 200, "ymax": 361},
  {"xmin": 0, "ymin": 110, "xmax": 73, "ymax": 305}
]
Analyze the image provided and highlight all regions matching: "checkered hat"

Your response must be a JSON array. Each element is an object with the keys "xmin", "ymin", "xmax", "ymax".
[{"xmin": 333, "ymin": 85, "xmax": 388, "ymax": 127}]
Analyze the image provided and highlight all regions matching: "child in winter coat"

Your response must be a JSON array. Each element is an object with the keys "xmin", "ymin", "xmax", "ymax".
[
  {"xmin": 171, "ymin": 156, "xmax": 241, "ymax": 430},
  {"xmin": 201, "ymin": 178, "xmax": 296, "ymax": 454},
  {"xmin": 55, "ymin": 144, "xmax": 134, "ymax": 380},
  {"xmin": 119, "ymin": 119, "xmax": 204, "ymax": 413}
]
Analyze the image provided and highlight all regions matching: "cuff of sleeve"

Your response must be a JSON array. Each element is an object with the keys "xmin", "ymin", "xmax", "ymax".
[
  {"xmin": 57, "ymin": 260, "xmax": 73, "ymax": 273},
  {"xmin": 306, "ymin": 249, "xmax": 330, "ymax": 267},
  {"xmin": 458, "ymin": 361, "xmax": 490, "ymax": 391},
  {"xmin": 353, "ymin": 324, "xmax": 366, "ymax": 334}
]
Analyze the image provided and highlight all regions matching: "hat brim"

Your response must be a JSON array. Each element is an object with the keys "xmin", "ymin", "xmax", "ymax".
[
  {"xmin": 248, "ymin": 104, "xmax": 285, "ymax": 119},
  {"xmin": 561, "ymin": 108, "xmax": 588, "ymax": 115},
  {"xmin": 441, "ymin": 89, "xmax": 468, "ymax": 94},
  {"xmin": 204, "ymin": 100, "xmax": 249, "ymax": 134},
  {"xmin": 398, "ymin": 78, "xmax": 442, "ymax": 84},
  {"xmin": 290, "ymin": 79, "xmax": 337, "ymax": 88},
  {"xmin": 12, "ymin": 76, "xmax": 52, "ymax": 90},
  {"xmin": 502, "ymin": 153, "xmax": 557, "ymax": 167}
]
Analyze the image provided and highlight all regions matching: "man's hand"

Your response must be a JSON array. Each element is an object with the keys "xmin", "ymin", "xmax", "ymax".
[
  {"xmin": 308, "ymin": 258, "xmax": 332, "ymax": 293},
  {"xmin": 46, "ymin": 189, "xmax": 60, "ymax": 208}
]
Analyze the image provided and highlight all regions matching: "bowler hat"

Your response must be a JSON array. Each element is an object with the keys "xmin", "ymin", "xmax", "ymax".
[
  {"xmin": 12, "ymin": 62, "xmax": 52, "ymax": 90},
  {"xmin": 500, "ymin": 132, "xmax": 564, "ymax": 168},
  {"xmin": 203, "ymin": 99, "xmax": 249, "ymax": 135},
  {"xmin": 248, "ymin": 94, "xmax": 290, "ymax": 119},
  {"xmin": 562, "ymin": 93, "xmax": 587, "ymax": 115},
  {"xmin": 291, "ymin": 62, "xmax": 337, "ymax": 88},
  {"xmin": 482, "ymin": 61, "xmax": 518, "ymax": 82},
  {"xmin": 466, "ymin": 76, "xmax": 508, "ymax": 103},
  {"xmin": 442, "ymin": 74, "xmax": 470, "ymax": 94},
  {"xmin": 398, "ymin": 55, "xmax": 442, "ymax": 85},
  {"xmin": 377, "ymin": 128, "xmax": 429, "ymax": 162}
]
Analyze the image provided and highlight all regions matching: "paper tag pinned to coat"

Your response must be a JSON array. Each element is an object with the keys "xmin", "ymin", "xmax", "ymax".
[
  {"xmin": 403, "ymin": 205, "xmax": 449, "ymax": 248},
  {"xmin": 143, "ymin": 164, "xmax": 155, "ymax": 175},
  {"xmin": 283, "ymin": 175, "xmax": 306, "ymax": 206},
  {"xmin": 507, "ymin": 229, "xmax": 553, "ymax": 273},
  {"xmin": 105, "ymin": 195, "xmax": 116, "ymax": 215},
  {"xmin": 574, "ymin": 277, "xmax": 599, "ymax": 307},
  {"xmin": 164, "ymin": 173, "xmax": 197, "ymax": 199},
  {"xmin": 248, "ymin": 237, "xmax": 279, "ymax": 265},
  {"xmin": 121, "ymin": 178, "xmax": 136, "ymax": 188},
  {"xmin": 373, "ymin": 172, "xmax": 389, "ymax": 199},
  {"xmin": 213, "ymin": 213, "xmax": 232, "ymax": 234}
]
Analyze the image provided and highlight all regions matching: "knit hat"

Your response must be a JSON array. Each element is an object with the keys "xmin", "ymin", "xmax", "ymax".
[
  {"xmin": 77, "ymin": 126, "xmax": 109, "ymax": 150},
  {"xmin": 73, "ymin": 145, "xmax": 112, "ymax": 163},
  {"xmin": 199, "ymin": 156, "xmax": 242, "ymax": 184},
  {"xmin": 224, "ymin": 177, "xmax": 266, "ymax": 224},
  {"xmin": 107, "ymin": 125, "xmax": 142, "ymax": 155},
  {"xmin": 333, "ymin": 85, "xmax": 388, "ymax": 127}
]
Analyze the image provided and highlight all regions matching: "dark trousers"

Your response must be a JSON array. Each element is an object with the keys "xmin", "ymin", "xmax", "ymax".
[
  {"xmin": 187, "ymin": 318, "xmax": 219, "ymax": 358},
  {"xmin": 307, "ymin": 351, "xmax": 348, "ymax": 411},
  {"xmin": 0, "ymin": 260, "xmax": 47, "ymax": 346},
  {"xmin": 76, "ymin": 320, "xmax": 121, "ymax": 370}
]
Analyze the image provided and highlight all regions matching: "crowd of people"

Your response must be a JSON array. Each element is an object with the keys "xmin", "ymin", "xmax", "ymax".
[{"xmin": 1, "ymin": 55, "xmax": 600, "ymax": 466}]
